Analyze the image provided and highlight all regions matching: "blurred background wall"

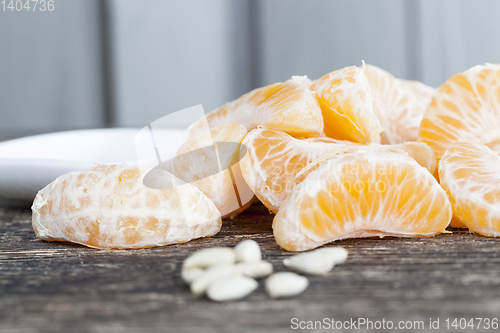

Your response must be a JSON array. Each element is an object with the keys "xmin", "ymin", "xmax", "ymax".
[{"xmin": 1, "ymin": 0, "xmax": 500, "ymax": 138}]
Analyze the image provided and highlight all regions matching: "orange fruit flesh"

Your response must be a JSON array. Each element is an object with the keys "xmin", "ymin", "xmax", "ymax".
[
  {"xmin": 311, "ymin": 65, "xmax": 384, "ymax": 143},
  {"xmin": 187, "ymin": 79, "xmax": 323, "ymax": 139},
  {"xmin": 240, "ymin": 128, "xmax": 346, "ymax": 213},
  {"xmin": 32, "ymin": 165, "xmax": 221, "ymax": 249},
  {"xmin": 364, "ymin": 64, "xmax": 434, "ymax": 144},
  {"xmin": 418, "ymin": 64, "xmax": 500, "ymax": 161},
  {"xmin": 347, "ymin": 142, "xmax": 437, "ymax": 175},
  {"xmin": 273, "ymin": 152, "xmax": 451, "ymax": 251},
  {"xmin": 34, "ymin": 62, "xmax": 500, "ymax": 251},
  {"xmin": 439, "ymin": 142, "xmax": 500, "ymax": 236},
  {"xmin": 296, "ymin": 139, "xmax": 437, "ymax": 182},
  {"xmin": 242, "ymin": 128, "xmax": 437, "ymax": 214}
]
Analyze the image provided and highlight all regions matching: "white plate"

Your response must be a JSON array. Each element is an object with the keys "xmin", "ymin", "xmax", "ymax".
[{"xmin": 0, "ymin": 128, "xmax": 186, "ymax": 201}]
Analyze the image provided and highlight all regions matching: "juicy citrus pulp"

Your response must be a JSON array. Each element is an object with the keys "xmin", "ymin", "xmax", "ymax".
[
  {"xmin": 364, "ymin": 64, "xmax": 434, "ymax": 144},
  {"xmin": 240, "ymin": 128, "xmax": 346, "ymax": 212},
  {"xmin": 311, "ymin": 65, "xmax": 384, "ymax": 143},
  {"xmin": 187, "ymin": 77, "xmax": 323, "ymax": 139},
  {"xmin": 418, "ymin": 63, "xmax": 500, "ymax": 161},
  {"xmin": 242, "ymin": 128, "xmax": 438, "ymax": 214},
  {"xmin": 439, "ymin": 142, "xmax": 500, "ymax": 237},
  {"xmin": 273, "ymin": 152, "xmax": 451, "ymax": 251},
  {"xmin": 32, "ymin": 165, "xmax": 221, "ymax": 249}
]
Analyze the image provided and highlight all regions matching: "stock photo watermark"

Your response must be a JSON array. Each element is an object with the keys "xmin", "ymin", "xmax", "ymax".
[
  {"xmin": 134, "ymin": 104, "xmax": 421, "ymax": 222},
  {"xmin": 1, "ymin": 0, "xmax": 54, "ymax": 12},
  {"xmin": 135, "ymin": 105, "xmax": 253, "ymax": 218},
  {"xmin": 291, "ymin": 317, "xmax": 499, "ymax": 330}
]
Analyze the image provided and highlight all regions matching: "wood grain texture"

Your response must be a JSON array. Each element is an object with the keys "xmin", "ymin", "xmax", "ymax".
[{"xmin": 1, "ymin": 201, "xmax": 500, "ymax": 333}]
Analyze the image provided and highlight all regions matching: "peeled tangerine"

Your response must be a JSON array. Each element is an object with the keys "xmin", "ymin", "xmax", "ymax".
[
  {"xmin": 32, "ymin": 164, "xmax": 221, "ymax": 249},
  {"xmin": 240, "ymin": 127, "xmax": 346, "ymax": 213},
  {"xmin": 364, "ymin": 64, "xmax": 434, "ymax": 144},
  {"xmin": 308, "ymin": 137, "xmax": 437, "ymax": 175},
  {"xmin": 418, "ymin": 63, "xmax": 500, "ymax": 161},
  {"xmin": 241, "ymin": 127, "xmax": 438, "ymax": 213},
  {"xmin": 439, "ymin": 142, "xmax": 500, "ymax": 237},
  {"xmin": 311, "ymin": 65, "xmax": 384, "ymax": 143},
  {"xmin": 186, "ymin": 76, "xmax": 323, "ymax": 139},
  {"xmin": 171, "ymin": 122, "xmax": 253, "ymax": 217},
  {"xmin": 273, "ymin": 152, "xmax": 451, "ymax": 251}
]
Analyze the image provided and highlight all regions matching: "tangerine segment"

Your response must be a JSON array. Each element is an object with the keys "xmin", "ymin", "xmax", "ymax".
[
  {"xmin": 418, "ymin": 63, "xmax": 500, "ymax": 161},
  {"xmin": 186, "ymin": 78, "xmax": 323, "ymax": 139},
  {"xmin": 439, "ymin": 142, "xmax": 500, "ymax": 237},
  {"xmin": 311, "ymin": 65, "xmax": 384, "ymax": 143},
  {"xmin": 294, "ymin": 143, "xmax": 437, "ymax": 191},
  {"xmin": 306, "ymin": 138, "xmax": 437, "ymax": 175},
  {"xmin": 273, "ymin": 152, "xmax": 451, "ymax": 251},
  {"xmin": 240, "ymin": 128, "xmax": 346, "ymax": 213},
  {"xmin": 32, "ymin": 165, "xmax": 221, "ymax": 249},
  {"xmin": 364, "ymin": 64, "xmax": 434, "ymax": 144},
  {"xmin": 172, "ymin": 122, "xmax": 249, "ymax": 217}
]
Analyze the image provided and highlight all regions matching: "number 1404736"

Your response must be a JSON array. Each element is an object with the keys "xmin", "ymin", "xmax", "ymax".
[
  {"xmin": 445, "ymin": 318, "xmax": 498, "ymax": 330},
  {"xmin": 1, "ymin": 0, "xmax": 54, "ymax": 12}
]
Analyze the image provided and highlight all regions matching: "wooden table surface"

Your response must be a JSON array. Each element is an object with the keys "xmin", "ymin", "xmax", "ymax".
[{"xmin": 1, "ymin": 199, "xmax": 500, "ymax": 333}]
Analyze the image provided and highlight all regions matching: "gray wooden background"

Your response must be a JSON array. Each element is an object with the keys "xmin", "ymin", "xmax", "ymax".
[{"xmin": 1, "ymin": 0, "xmax": 500, "ymax": 136}]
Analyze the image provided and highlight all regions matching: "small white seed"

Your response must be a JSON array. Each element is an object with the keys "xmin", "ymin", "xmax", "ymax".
[
  {"xmin": 235, "ymin": 261, "xmax": 273, "ymax": 279},
  {"xmin": 234, "ymin": 240, "xmax": 262, "ymax": 263},
  {"xmin": 316, "ymin": 247, "xmax": 349, "ymax": 265},
  {"xmin": 207, "ymin": 276, "xmax": 258, "ymax": 302},
  {"xmin": 183, "ymin": 247, "xmax": 236, "ymax": 269},
  {"xmin": 190, "ymin": 264, "xmax": 238, "ymax": 297},
  {"xmin": 283, "ymin": 250, "xmax": 335, "ymax": 275},
  {"xmin": 181, "ymin": 267, "xmax": 205, "ymax": 284},
  {"xmin": 265, "ymin": 272, "xmax": 309, "ymax": 298}
]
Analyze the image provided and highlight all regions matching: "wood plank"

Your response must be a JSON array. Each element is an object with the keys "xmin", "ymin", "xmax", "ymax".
[{"xmin": 1, "ymin": 202, "xmax": 500, "ymax": 332}]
